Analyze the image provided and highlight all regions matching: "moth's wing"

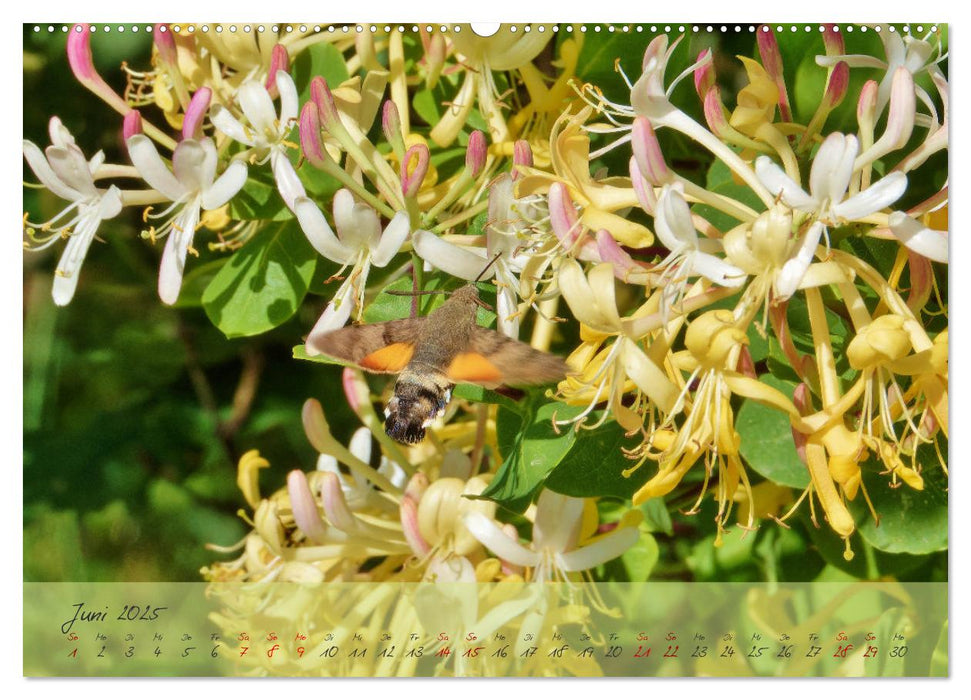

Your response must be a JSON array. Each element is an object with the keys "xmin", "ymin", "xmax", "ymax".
[
  {"xmin": 307, "ymin": 318, "xmax": 425, "ymax": 374},
  {"xmin": 446, "ymin": 327, "xmax": 570, "ymax": 387}
]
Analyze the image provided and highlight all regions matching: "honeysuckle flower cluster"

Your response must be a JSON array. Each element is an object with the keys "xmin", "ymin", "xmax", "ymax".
[{"xmin": 26, "ymin": 22, "xmax": 947, "ymax": 612}]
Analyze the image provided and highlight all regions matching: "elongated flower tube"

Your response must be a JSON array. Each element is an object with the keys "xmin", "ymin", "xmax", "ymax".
[
  {"xmin": 127, "ymin": 135, "xmax": 248, "ymax": 304},
  {"xmin": 855, "ymin": 67, "xmax": 916, "ymax": 171},
  {"xmin": 181, "ymin": 88, "xmax": 211, "ymax": 141},
  {"xmin": 692, "ymin": 49, "xmax": 715, "ymax": 100},
  {"xmin": 631, "ymin": 116, "xmax": 672, "ymax": 186},
  {"xmin": 264, "ymin": 45, "xmax": 290, "ymax": 97},
  {"xmin": 122, "ymin": 110, "xmax": 142, "ymax": 141},
  {"xmin": 756, "ymin": 27, "xmax": 792, "ymax": 123},
  {"xmin": 287, "ymin": 469, "xmax": 328, "ymax": 544},
  {"xmin": 68, "ymin": 24, "xmax": 130, "ymax": 117},
  {"xmin": 888, "ymin": 212, "xmax": 948, "ymax": 263},
  {"xmin": 152, "ymin": 24, "xmax": 177, "ymax": 66}
]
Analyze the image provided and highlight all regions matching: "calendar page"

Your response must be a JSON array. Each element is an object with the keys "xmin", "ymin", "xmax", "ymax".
[{"xmin": 22, "ymin": 21, "xmax": 948, "ymax": 678}]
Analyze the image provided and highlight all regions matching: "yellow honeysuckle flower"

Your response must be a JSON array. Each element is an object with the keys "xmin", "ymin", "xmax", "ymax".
[
  {"xmin": 506, "ymin": 36, "xmax": 584, "ymax": 167},
  {"xmin": 631, "ymin": 309, "xmax": 801, "ymax": 541},
  {"xmin": 431, "ymin": 27, "xmax": 551, "ymax": 147},
  {"xmin": 518, "ymin": 107, "xmax": 654, "ymax": 248},
  {"xmin": 553, "ymin": 260, "xmax": 680, "ymax": 432}
]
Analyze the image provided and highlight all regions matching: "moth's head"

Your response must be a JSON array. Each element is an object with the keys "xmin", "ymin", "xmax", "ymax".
[{"xmin": 383, "ymin": 384, "xmax": 450, "ymax": 445}]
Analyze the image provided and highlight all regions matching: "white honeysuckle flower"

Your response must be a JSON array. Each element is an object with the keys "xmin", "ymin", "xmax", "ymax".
[
  {"xmin": 23, "ymin": 117, "xmax": 124, "ymax": 305},
  {"xmin": 127, "ymin": 135, "xmax": 248, "ymax": 304},
  {"xmin": 412, "ymin": 175, "xmax": 540, "ymax": 338},
  {"xmin": 817, "ymin": 29, "xmax": 945, "ymax": 118},
  {"xmin": 462, "ymin": 489, "xmax": 640, "ymax": 583},
  {"xmin": 210, "ymin": 70, "xmax": 305, "ymax": 212},
  {"xmin": 316, "ymin": 426, "xmax": 407, "ymax": 511},
  {"xmin": 654, "ymin": 183, "xmax": 746, "ymax": 311},
  {"xmin": 755, "ymin": 132, "xmax": 907, "ymax": 298},
  {"xmin": 297, "ymin": 189, "xmax": 411, "ymax": 337}
]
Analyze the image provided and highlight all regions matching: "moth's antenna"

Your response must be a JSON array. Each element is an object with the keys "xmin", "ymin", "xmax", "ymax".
[
  {"xmin": 385, "ymin": 289, "xmax": 450, "ymax": 297},
  {"xmin": 474, "ymin": 252, "xmax": 503, "ymax": 284}
]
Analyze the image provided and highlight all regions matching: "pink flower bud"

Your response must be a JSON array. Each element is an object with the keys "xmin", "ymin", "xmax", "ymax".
[
  {"xmin": 823, "ymin": 61, "xmax": 849, "ymax": 110},
  {"xmin": 629, "ymin": 157, "xmax": 657, "ymax": 216},
  {"xmin": 702, "ymin": 86, "xmax": 729, "ymax": 136},
  {"xmin": 265, "ymin": 45, "xmax": 290, "ymax": 96},
  {"xmin": 821, "ymin": 24, "xmax": 845, "ymax": 57},
  {"xmin": 548, "ymin": 182, "xmax": 581, "ymax": 247},
  {"xmin": 513, "ymin": 139, "xmax": 533, "ymax": 171},
  {"xmin": 68, "ymin": 24, "xmax": 130, "ymax": 116},
  {"xmin": 320, "ymin": 471, "xmax": 357, "ymax": 533},
  {"xmin": 153, "ymin": 24, "xmax": 177, "ymax": 66},
  {"xmin": 182, "ymin": 87, "xmax": 211, "ymax": 141},
  {"xmin": 382, "ymin": 100, "xmax": 405, "ymax": 156},
  {"xmin": 631, "ymin": 116, "xmax": 670, "ymax": 186},
  {"xmin": 693, "ymin": 49, "xmax": 714, "ymax": 100},
  {"xmin": 756, "ymin": 28, "xmax": 783, "ymax": 81},
  {"xmin": 401, "ymin": 473, "xmax": 431, "ymax": 557},
  {"xmin": 857, "ymin": 79, "xmax": 879, "ymax": 135},
  {"xmin": 310, "ymin": 77, "xmax": 340, "ymax": 129},
  {"xmin": 299, "ymin": 101, "xmax": 328, "ymax": 169},
  {"xmin": 122, "ymin": 110, "xmax": 142, "ymax": 141},
  {"xmin": 465, "ymin": 130, "xmax": 487, "ymax": 177},
  {"xmin": 756, "ymin": 26, "xmax": 792, "ymax": 122},
  {"xmin": 596, "ymin": 229, "xmax": 645, "ymax": 279},
  {"xmin": 400, "ymin": 143, "xmax": 430, "ymax": 198},
  {"xmin": 341, "ymin": 367, "xmax": 370, "ymax": 415},
  {"xmin": 287, "ymin": 470, "xmax": 328, "ymax": 543}
]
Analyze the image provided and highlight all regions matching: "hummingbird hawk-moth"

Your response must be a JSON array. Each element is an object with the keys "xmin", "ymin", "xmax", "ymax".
[{"xmin": 306, "ymin": 284, "xmax": 569, "ymax": 445}]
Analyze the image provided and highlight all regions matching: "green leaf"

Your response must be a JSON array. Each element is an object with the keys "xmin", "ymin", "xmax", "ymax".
[
  {"xmin": 413, "ymin": 87, "xmax": 442, "ymax": 127},
  {"xmin": 291, "ymin": 42, "xmax": 351, "ymax": 105},
  {"xmin": 293, "ymin": 344, "xmax": 348, "ymax": 367},
  {"xmin": 638, "ymin": 498, "xmax": 674, "ymax": 535},
  {"xmin": 545, "ymin": 418, "xmax": 650, "ymax": 500},
  {"xmin": 695, "ymin": 155, "xmax": 768, "ymax": 232},
  {"xmin": 452, "ymin": 384, "xmax": 523, "ymax": 414},
  {"xmin": 230, "ymin": 172, "xmax": 292, "ymax": 222},
  {"xmin": 600, "ymin": 530, "xmax": 659, "ymax": 582},
  {"xmin": 848, "ymin": 454, "xmax": 948, "ymax": 555},
  {"xmin": 173, "ymin": 258, "xmax": 227, "ymax": 309},
  {"xmin": 202, "ymin": 220, "xmax": 317, "ymax": 338},
  {"xmin": 736, "ymin": 374, "xmax": 810, "ymax": 489},
  {"xmin": 480, "ymin": 399, "xmax": 581, "ymax": 511}
]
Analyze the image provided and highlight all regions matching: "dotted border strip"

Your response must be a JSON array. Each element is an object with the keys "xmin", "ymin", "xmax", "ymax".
[{"xmin": 32, "ymin": 23, "xmax": 942, "ymax": 36}]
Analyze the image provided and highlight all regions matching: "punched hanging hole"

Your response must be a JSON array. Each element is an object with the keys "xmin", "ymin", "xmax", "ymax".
[{"xmin": 470, "ymin": 23, "xmax": 501, "ymax": 37}]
